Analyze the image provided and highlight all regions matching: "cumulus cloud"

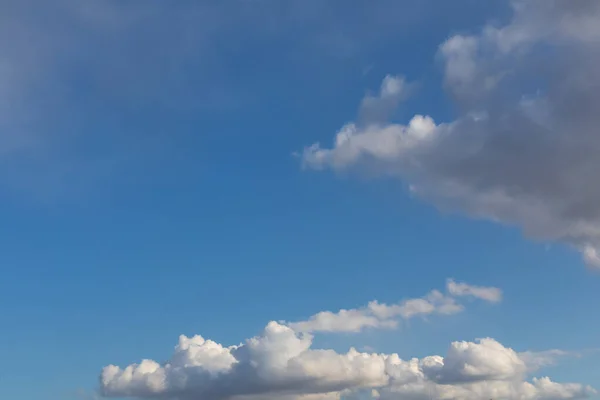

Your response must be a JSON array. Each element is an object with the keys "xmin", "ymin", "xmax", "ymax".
[
  {"xmin": 424, "ymin": 338, "xmax": 527, "ymax": 384},
  {"xmin": 301, "ymin": 0, "xmax": 600, "ymax": 269},
  {"xmin": 100, "ymin": 324, "xmax": 594, "ymax": 400},
  {"xmin": 287, "ymin": 281, "xmax": 497, "ymax": 334},
  {"xmin": 99, "ymin": 281, "xmax": 593, "ymax": 400}
]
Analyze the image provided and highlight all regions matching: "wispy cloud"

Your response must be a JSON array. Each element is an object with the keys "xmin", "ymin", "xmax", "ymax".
[
  {"xmin": 446, "ymin": 278, "xmax": 503, "ymax": 303},
  {"xmin": 287, "ymin": 280, "xmax": 497, "ymax": 334}
]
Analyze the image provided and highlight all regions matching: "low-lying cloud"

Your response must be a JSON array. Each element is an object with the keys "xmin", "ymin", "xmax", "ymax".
[
  {"xmin": 101, "ymin": 325, "xmax": 594, "ymax": 400},
  {"xmin": 99, "ymin": 280, "xmax": 594, "ymax": 400}
]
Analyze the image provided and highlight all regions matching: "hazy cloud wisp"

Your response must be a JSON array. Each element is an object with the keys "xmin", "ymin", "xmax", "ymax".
[{"xmin": 287, "ymin": 280, "xmax": 499, "ymax": 333}]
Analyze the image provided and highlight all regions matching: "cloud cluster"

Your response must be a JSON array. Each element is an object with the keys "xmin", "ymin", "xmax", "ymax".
[
  {"xmin": 100, "ymin": 324, "xmax": 594, "ymax": 400},
  {"xmin": 288, "ymin": 279, "xmax": 498, "ymax": 333},
  {"xmin": 302, "ymin": 0, "xmax": 600, "ymax": 269}
]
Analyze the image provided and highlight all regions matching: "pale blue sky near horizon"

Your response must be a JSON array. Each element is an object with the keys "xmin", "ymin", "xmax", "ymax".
[{"xmin": 0, "ymin": 1, "xmax": 598, "ymax": 400}]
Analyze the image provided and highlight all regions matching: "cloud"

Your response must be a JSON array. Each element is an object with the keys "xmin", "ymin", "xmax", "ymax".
[
  {"xmin": 446, "ymin": 279, "xmax": 503, "ymax": 303},
  {"xmin": 99, "ymin": 281, "xmax": 593, "ymax": 400},
  {"xmin": 2, "ymin": 0, "xmax": 491, "ymax": 194},
  {"xmin": 519, "ymin": 350, "xmax": 576, "ymax": 372},
  {"xmin": 0, "ymin": 0, "xmax": 512, "ymax": 197},
  {"xmin": 519, "ymin": 348, "xmax": 600, "ymax": 374},
  {"xmin": 423, "ymin": 338, "xmax": 527, "ymax": 384},
  {"xmin": 287, "ymin": 280, "xmax": 497, "ymax": 334},
  {"xmin": 358, "ymin": 75, "xmax": 411, "ymax": 125},
  {"xmin": 288, "ymin": 308, "xmax": 398, "ymax": 334},
  {"xmin": 376, "ymin": 376, "xmax": 594, "ymax": 400},
  {"xmin": 301, "ymin": 0, "xmax": 600, "ymax": 270},
  {"xmin": 0, "ymin": 0, "xmax": 232, "ymax": 193},
  {"xmin": 99, "ymin": 324, "xmax": 594, "ymax": 400}
]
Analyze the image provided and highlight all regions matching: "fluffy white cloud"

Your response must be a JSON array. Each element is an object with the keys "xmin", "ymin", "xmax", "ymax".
[
  {"xmin": 376, "ymin": 376, "xmax": 594, "ymax": 400},
  {"xmin": 301, "ymin": 0, "xmax": 600, "ymax": 270},
  {"xmin": 101, "ymin": 321, "xmax": 387, "ymax": 400},
  {"xmin": 100, "ymin": 324, "xmax": 594, "ymax": 400},
  {"xmin": 287, "ymin": 281, "xmax": 497, "ymax": 334},
  {"xmin": 424, "ymin": 338, "xmax": 527, "ymax": 384}
]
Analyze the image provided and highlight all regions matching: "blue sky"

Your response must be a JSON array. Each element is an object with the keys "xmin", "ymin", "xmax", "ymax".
[{"xmin": 1, "ymin": 1, "xmax": 599, "ymax": 400}]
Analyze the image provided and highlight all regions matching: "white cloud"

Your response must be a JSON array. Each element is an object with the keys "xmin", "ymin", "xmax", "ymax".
[
  {"xmin": 236, "ymin": 393, "xmax": 344, "ymax": 400},
  {"xmin": 376, "ymin": 376, "xmax": 593, "ymax": 400},
  {"xmin": 100, "ymin": 323, "xmax": 594, "ymax": 400},
  {"xmin": 287, "ymin": 281, "xmax": 496, "ymax": 334},
  {"xmin": 446, "ymin": 279, "xmax": 503, "ymax": 303},
  {"xmin": 302, "ymin": 115, "xmax": 437, "ymax": 172},
  {"xmin": 288, "ymin": 308, "xmax": 398, "ymax": 334},
  {"xmin": 301, "ymin": 0, "xmax": 600, "ymax": 270},
  {"xmin": 424, "ymin": 338, "xmax": 527, "ymax": 384}
]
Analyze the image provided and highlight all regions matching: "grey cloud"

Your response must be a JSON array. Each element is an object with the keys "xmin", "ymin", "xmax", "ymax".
[
  {"xmin": 0, "ymin": 0, "xmax": 505, "ymax": 195},
  {"xmin": 302, "ymin": 0, "xmax": 600, "ymax": 269}
]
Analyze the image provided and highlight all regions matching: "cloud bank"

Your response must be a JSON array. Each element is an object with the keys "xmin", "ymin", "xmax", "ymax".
[
  {"xmin": 99, "ymin": 280, "xmax": 594, "ymax": 400},
  {"xmin": 301, "ymin": 0, "xmax": 600, "ymax": 269}
]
